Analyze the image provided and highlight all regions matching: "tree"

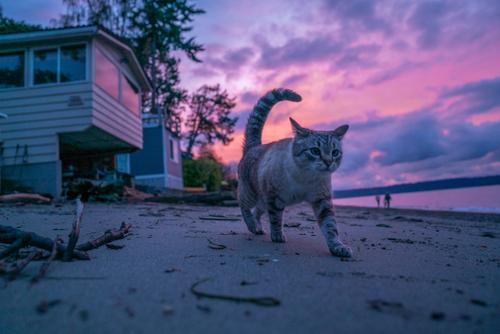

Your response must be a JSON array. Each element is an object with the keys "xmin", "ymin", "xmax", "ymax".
[
  {"xmin": 184, "ymin": 84, "xmax": 238, "ymax": 156},
  {"xmin": 0, "ymin": 5, "xmax": 42, "ymax": 34},
  {"xmin": 55, "ymin": 0, "xmax": 205, "ymax": 134}
]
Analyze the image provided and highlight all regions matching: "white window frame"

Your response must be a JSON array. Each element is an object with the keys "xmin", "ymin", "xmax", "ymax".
[
  {"xmin": 0, "ymin": 48, "xmax": 27, "ymax": 90},
  {"xmin": 30, "ymin": 42, "xmax": 89, "ymax": 87}
]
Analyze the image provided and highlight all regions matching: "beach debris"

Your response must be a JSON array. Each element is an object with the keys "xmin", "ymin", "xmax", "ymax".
[
  {"xmin": 199, "ymin": 214, "xmax": 240, "ymax": 221},
  {"xmin": 63, "ymin": 198, "xmax": 84, "ymax": 261},
  {"xmin": 0, "ymin": 234, "xmax": 31, "ymax": 260},
  {"xmin": 36, "ymin": 299, "xmax": 62, "ymax": 314},
  {"xmin": 196, "ymin": 304, "xmax": 212, "ymax": 313},
  {"xmin": 0, "ymin": 193, "xmax": 52, "ymax": 204},
  {"xmin": 105, "ymin": 244, "xmax": 125, "ymax": 250},
  {"xmin": 6, "ymin": 250, "xmax": 39, "ymax": 281},
  {"xmin": 31, "ymin": 237, "xmax": 61, "ymax": 286},
  {"xmin": 480, "ymin": 232, "xmax": 495, "ymax": 238},
  {"xmin": 207, "ymin": 238, "xmax": 226, "ymax": 250},
  {"xmin": 391, "ymin": 216, "xmax": 423, "ymax": 222},
  {"xmin": 219, "ymin": 230, "xmax": 238, "ymax": 235},
  {"xmin": 0, "ymin": 225, "xmax": 89, "ymax": 260},
  {"xmin": 76, "ymin": 222, "xmax": 132, "ymax": 251},
  {"xmin": 162, "ymin": 305, "xmax": 175, "ymax": 317},
  {"xmin": 430, "ymin": 311, "xmax": 446, "ymax": 321},
  {"xmin": 79, "ymin": 310, "xmax": 89, "ymax": 321},
  {"xmin": 240, "ymin": 280, "xmax": 258, "ymax": 286},
  {"xmin": 284, "ymin": 222, "xmax": 301, "ymax": 228},
  {"xmin": 368, "ymin": 299, "xmax": 410, "ymax": 318},
  {"xmin": 147, "ymin": 191, "xmax": 236, "ymax": 206},
  {"xmin": 190, "ymin": 278, "xmax": 281, "ymax": 307},
  {"xmin": 164, "ymin": 268, "xmax": 181, "ymax": 273},
  {"xmin": 376, "ymin": 223, "xmax": 392, "ymax": 228},
  {"xmin": 470, "ymin": 299, "xmax": 487, "ymax": 307}
]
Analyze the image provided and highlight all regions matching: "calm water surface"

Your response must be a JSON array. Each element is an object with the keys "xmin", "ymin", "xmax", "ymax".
[{"xmin": 332, "ymin": 185, "xmax": 500, "ymax": 213}]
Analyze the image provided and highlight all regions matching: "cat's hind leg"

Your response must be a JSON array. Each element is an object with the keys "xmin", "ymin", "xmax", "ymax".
[
  {"xmin": 267, "ymin": 196, "xmax": 286, "ymax": 243},
  {"xmin": 241, "ymin": 206, "xmax": 260, "ymax": 234},
  {"xmin": 311, "ymin": 198, "xmax": 352, "ymax": 257},
  {"xmin": 252, "ymin": 206, "xmax": 265, "ymax": 235}
]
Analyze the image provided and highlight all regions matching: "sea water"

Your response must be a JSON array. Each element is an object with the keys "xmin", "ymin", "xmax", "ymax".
[{"xmin": 332, "ymin": 185, "xmax": 500, "ymax": 214}]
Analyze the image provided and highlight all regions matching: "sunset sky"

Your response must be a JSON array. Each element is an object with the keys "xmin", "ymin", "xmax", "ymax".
[{"xmin": 2, "ymin": 0, "xmax": 500, "ymax": 189}]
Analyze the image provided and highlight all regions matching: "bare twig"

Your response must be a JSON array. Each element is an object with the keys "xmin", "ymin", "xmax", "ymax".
[
  {"xmin": 76, "ymin": 223, "xmax": 131, "ymax": 251},
  {"xmin": 190, "ymin": 278, "xmax": 281, "ymax": 307},
  {"xmin": 31, "ymin": 237, "xmax": 61, "ymax": 286},
  {"xmin": 63, "ymin": 198, "xmax": 84, "ymax": 261},
  {"xmin": 207, "ymin": 238, "xmax": 226, "ymax": 250},
  {"xmin": 0, "ymin": 235, "xmax": 30, "ymax": 260},
  {"xmin": 0, "ymin": 225, "xmax": 89, "ymax": 260}
]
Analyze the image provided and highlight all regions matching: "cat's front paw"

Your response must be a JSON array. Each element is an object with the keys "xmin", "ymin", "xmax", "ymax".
[
  {"xmin": 270, "ymin": 230, "xmax": 286, "ymax": 243},
  {"xmin": 329, "ymin": 243, "xmax": 353, "ymax": 258}
]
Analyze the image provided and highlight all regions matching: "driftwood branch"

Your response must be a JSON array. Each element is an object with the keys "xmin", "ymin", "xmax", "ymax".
[
  {"xmin": 190, "ymin": 278, "xmax": 281, "ymax": 307},
  {"xmin": 63, "ymin": 198, "xmax": 84, "ymax": 261},
  {"xmin": 7, "ymin": 250, "xmax": 40, "ymax": 281},
  {"xmin": 0, "ymin": 225, "xmax": 90, "ymax": 260},
  {"xmin": 0, "ymin": 193, "xmax": 51, "ymax": 204},
  {"xmin": 76, "ymin": 222, "xmax": 131, "ymax": 251},
  {"xmin": 0, "ymin": 235, "xmax": 30, "ymax": 260},
  {"xmin": 31, "ymin": 237, "xmax": 61, "ymax": 286}
]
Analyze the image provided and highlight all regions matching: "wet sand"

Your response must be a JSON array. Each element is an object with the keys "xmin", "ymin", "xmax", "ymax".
[{"xmin": 0, "ymin": 202, "xmax": 499, "ymax": 334}]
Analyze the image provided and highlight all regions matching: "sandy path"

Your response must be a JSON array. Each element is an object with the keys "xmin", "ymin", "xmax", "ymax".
[{"xmin": 0, "ymin": 202, "xmax": 499, "ymax": 334}]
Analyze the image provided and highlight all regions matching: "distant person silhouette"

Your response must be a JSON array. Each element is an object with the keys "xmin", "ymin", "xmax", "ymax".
[
  {"xmin": 375, "ymin": 195, "xmax": 381, "ymax": 208},
  {"xmin": 384, "ymin": 193, "xmax": 392, "ymax": 209}
]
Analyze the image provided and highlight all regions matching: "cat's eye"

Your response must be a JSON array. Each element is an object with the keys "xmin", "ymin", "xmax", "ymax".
[
  {"xmin": 332, "ymin": 149, "xmax": 340, "ymax": 157},
  {"xmin": 310, "ymin": 148, "xmax": 321, "ymax": 155}
]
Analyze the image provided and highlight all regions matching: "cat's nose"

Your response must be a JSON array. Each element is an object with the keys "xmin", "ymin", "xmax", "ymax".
[{"xmin": 323, "ymin": 159, "xmax": 333, "ymax": 167}]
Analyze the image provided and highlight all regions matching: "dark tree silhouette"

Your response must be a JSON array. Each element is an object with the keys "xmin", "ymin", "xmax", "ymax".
[{"xmin": 184, "ymin": 84, "xmax": 238, "ymax": 156}]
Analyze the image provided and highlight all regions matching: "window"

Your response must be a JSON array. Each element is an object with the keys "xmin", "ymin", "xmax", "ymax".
[
  {"xmin": 33, "ymin": 44, "xmax": 86, "ymax": 85},
  {"xmin": 0, "ymin": 51, "xmax": 24, "ymax": 89},
  {"xmin": 121, "ymin": 74, "xmax": 140, "ymax": 114},
  {"xmin": 95, "ymin": 47, "xmax": 119, "ymax": 99},
  {"xmin": 60, "ymin": 45, "xmax": 86, "ymax": 82},
  {"xmin": 34, "ymin": 48, "xmax": 58, "ymax": 84},
  {"xmin": 169, "ymin": 139, "xmax": 178, "ymax": 163}
]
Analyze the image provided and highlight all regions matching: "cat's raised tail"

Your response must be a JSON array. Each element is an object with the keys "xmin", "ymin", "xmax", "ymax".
[{"xmin": 243, "ymin": 88, "xmax": 302, "ymax": 155}]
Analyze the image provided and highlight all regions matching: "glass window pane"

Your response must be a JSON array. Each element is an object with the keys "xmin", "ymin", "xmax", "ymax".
[
  {"xmin": 95, "ymin": 47, "xmax": 119, "ymax": 99},
  {"xmin": 121, "ymin": 74, "xmax": 140, "ymax": 114},
  {"xmin": 61, "ymin": 44, "xmax": 86, "ymax": 82},
  {"xmin": 0, "ymin": 51, "xmax": 24, "ymax": 88},
  {"xmin": 34, "ymin": 48, "xmax": 58, "ymax": 85}
]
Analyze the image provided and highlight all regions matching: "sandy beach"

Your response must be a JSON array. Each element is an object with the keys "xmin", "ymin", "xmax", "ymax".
[{"xmin": 0, "ymin": 202, "xmax": 499, "ymax": 334}]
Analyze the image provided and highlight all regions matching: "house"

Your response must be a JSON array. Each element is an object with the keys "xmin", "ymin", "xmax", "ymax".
[
  {"xmin": 116, "ymin": 113, "xmax": 184, "ymax": 190},
  {"xmin": 0, "ymin": 26, "xmax": 151, "ymax": 197}
]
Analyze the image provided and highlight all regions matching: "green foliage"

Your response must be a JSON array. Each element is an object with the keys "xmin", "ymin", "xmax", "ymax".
[
  {"xmin": 183, "ymin": 158, "xmax": 223, "ymax": 192},
  {"xmin": 0, "ymin": 5, "xmax": 42, "ymax": 34}
]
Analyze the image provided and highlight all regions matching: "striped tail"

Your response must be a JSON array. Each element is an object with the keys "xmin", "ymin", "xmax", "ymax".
[{"xmin": 243, "ymin": 88, "xmax": 302, "ymax": 155}]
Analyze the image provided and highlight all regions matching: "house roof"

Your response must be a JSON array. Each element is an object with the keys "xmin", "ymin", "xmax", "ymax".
[{"xmin": 0, "ymin": 25, "xmax": 152, "ymax": 92}]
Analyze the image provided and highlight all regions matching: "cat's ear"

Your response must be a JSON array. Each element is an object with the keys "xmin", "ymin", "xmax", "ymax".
[
  {"xmin": 290, "ymin": 117, "xmax": 310, "ymax": 137},
  {"xmin": 331, "ymin": 124, "xmax": 349, "ymax": 140}
]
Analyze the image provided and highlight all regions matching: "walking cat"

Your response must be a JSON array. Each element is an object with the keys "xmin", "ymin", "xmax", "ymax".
[{"xmin": 238, "ymin": 88, "xmax": 352, "ymax": 257}]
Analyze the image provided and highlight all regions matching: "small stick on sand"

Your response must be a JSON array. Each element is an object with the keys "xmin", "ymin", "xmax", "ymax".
[
  {"xmin": 63, "ymin": 198, "xmax": 84, "ymax": 261},
  {"xmin": 76, "ymin": 222, "xmax": 131, "ymax": 251},
  {"xmin": 190, "ymin": 278, "xmax": 281, "ymax": 307},
  {"xmin": 31, "ymin": 237, "xmax": 61, "ymax": 286}
]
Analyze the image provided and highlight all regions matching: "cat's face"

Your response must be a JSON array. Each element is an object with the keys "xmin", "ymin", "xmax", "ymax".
[{"xmin": 290, "ymin": 118, "xmax": 348, "ymax": 173}]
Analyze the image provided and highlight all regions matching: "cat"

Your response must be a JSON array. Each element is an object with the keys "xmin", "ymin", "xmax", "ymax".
[{"xmin": 238, "ymin": 88, "xmax": 352, "ymax": 257}]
